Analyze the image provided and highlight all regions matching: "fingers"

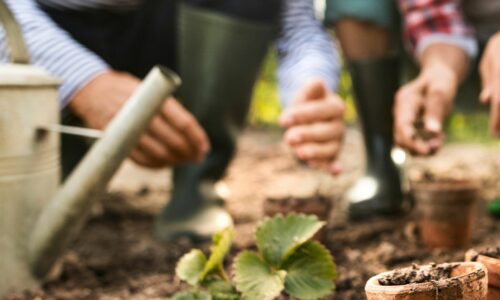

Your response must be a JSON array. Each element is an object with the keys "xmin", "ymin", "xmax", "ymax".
[
  {"xmin": 295, "ymin": 141, "xmax": 341, "ymax": 161},
  {"xmin": 490, "ymin": 84, "xmax": 500, "ymax": 137},
  {"xmin": 285, "ymin": 120, "xmax": 344, "ymax": 175},
  {"xmin": 281, "ymin": 82, "xmax": 345, "ymax": 175},
  {"xmin": 129, "ymin": 148, "xmax": 164, "ymax": 169},
  {"xmin": 134, "ymin": 98, "xmax": 210, "ymax": 168},
  {"xmin": 423, "ymin": 79, "xmax": 453, "ymax": 134},
  {"xmin": 394, "ymin": 71, "xmax": 454, "ymax": 156},
  {"xmin": 160, "ymin": 99, "xmax": 210, "ymax": 160},
  {"xmin": 148, "ymin": 116, "xmax": 196, "ymax": 160},
  {"xmin": 136, "ymin": 134, "xmax": 177, "ymax": 166},
  {"xmin": 394, "ymin": 83, "xmax": 423, "ymax": 153},
  {"xmin": 284, "ymin": 121, "xmax": 344, "ymax": 145},
  {"xmin": 479, "ymin": 33, "xmax": 500, "ymax": 137},
  {"xmin": 280, "ymin": 94, "xmax": 345, "ymax": 127},
  {"xmin": 293, "ymin": 78, "xmax": 328, "ymax": 103},
  {"xmin": 482, "ymin": 61, "xmax": 500, "ymax": 137},
  {"xmin": 479, "ymin": 55, "xmax": 493, "ymax": 104},
  {"xmin": 329, "ymin": 161, "xmax": 343, "ymax": 176},
  {"xmin": 306, "ymin": 159, "xmax": 343, "ymax": 176},
  {"xmin": 480, "ymin": 87, "xmax": 492, "ymax": 104}
]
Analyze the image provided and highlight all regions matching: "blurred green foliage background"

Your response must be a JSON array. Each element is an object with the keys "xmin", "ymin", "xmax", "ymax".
[{"xmin": 249, "ymin": 50, "xmax": 499, "ymax": 145}]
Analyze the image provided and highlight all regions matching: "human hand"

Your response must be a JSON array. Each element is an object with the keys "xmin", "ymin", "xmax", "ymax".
[
  {"xmin": 280, "ymin": 79, "xmax": 345, "ymax": 175},
  {"xmin": 480, "ymin": 31, "xmax": 500, "ymax": 137},
  {"xmin": 394, "ymin": 60, "xmax": 461, "ymax": 155},
  {"xmin": 70, "ymin": 70, "xmax": 210, "ymax": 168}
]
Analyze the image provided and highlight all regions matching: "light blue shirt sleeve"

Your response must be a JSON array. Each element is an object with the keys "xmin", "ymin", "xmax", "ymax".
[
  {"xmin": 0, "ymin": 0, "xmax": 109, "ymax": 108},
  {"xmin": 277, "ymin": 0, "xmax": 341, "ymax": 108}
]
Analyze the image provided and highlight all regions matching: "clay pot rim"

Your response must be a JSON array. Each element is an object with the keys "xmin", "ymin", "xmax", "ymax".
[
  {"xmin": 365, "ymin": 262, "xmax": 486, "ymax": 295},
  {"xmin": 410, "ymin": 179, "xmax": 480, "ymax": 192},
  {"xmin": 466, "ymin": 249, "xmax": 500, "ymax": 287}
]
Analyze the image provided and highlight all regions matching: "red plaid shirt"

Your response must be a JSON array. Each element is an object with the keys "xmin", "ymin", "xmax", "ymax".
[{"xmin": 399, "ymin": 0, "xmax": 477, "ymax": 58}]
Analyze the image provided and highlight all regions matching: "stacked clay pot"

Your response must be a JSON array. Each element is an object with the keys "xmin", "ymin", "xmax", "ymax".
[{"xmin": 466, "ymin": 249, "xmax": 500, "ymax": 300}]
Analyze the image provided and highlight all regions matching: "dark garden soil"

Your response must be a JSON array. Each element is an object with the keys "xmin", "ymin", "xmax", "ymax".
[
  {"xmin": 4, "ymin": 128, "xmax": 500, "ymax": 300},
  {"xmin": 377, "ymin": 263, "xmax": 457, "ymax": 286}
]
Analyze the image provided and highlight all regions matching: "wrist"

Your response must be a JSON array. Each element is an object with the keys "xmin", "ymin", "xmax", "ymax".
[
  {"xmin": 69, "ymin": 70, "xmax": 113, "ymax": 117},
  {"xmin": 421, "ymin": 60, "xmax": 460, "ymax": 88},
  {"xmin": 420, "ymin": 43, "xmax": 469, "ymax": 84}
]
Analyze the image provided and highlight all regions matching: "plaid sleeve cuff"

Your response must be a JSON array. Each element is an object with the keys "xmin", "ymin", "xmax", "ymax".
[
  {"xmin": 416, "ymin": 33, "xmax": 479, "ymax": 59},
  {"xmin": 399, "ymin": 0, "xmax": 477, "ymax": 60}
]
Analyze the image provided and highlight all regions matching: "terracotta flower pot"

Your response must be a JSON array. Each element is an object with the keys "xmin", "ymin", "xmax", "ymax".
[
  {"xmin": 466, "ymin": 249, "xmax": 500, "ymax": 300},
  {"xmin": 365, "ymin": 262, "xmax": 488, "ymax": 300},
  {"xmin": 411, "ymin": 180, "xmax": 480, "ymax": 249}
]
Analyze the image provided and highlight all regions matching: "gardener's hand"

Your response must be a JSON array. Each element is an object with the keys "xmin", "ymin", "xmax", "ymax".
[
  {"xmin": 394, "ymin": 43, "xmax": 468, "ymax": 156},
  {"xmin": 280, "ymin": 79, "xmax": 345, "ymax": 175},
  {"xmin": 70, "ymin": 70, "xmax": 210, "ymax": 168},
  {"xmin": 480, "ymin": 31, "xmax": 500, "ymax": 137}
]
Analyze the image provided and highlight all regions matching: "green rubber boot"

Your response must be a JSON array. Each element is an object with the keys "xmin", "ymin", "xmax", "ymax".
[
  {"xmin": 154, "ymin": 3, "xmax": 277, "ymax": 242},
  {"xmin": 345, "ymin": 57, "xmax": 404, "ymax": 220}
]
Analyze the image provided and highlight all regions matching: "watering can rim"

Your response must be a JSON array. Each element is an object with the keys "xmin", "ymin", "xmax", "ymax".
[{"xmin": 0, "ymin": 63, "xmax": 60, "ymax": 86}]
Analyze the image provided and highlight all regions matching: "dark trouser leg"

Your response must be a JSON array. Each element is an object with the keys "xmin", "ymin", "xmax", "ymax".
[{"xmin": 155, "ymin": 1, "xmax": 279, "ymax": 241}]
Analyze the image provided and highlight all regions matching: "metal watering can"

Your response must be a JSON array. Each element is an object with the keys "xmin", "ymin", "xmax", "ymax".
[{"xmin": 0, "ymin": 1, "xmax": 181, "ymax": 296}]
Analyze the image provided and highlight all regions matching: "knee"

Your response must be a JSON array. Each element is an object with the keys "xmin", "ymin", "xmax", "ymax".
[
  {"xmin": 325, "ymin": 0, "xmax": 395, "ymax": 29},
  {"xmin": 326, "ymin": 0, "xmax": 398, "ymax": 60}
]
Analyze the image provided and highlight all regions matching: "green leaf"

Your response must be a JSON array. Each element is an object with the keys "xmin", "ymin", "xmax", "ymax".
[
  {"xmin": 234, "ymin": 251, "xmax": 286, "ymax": 300},
  {"xmin": 176, "ymin": 249, "xmax": 207, "ymax": 286},
  {"xmin": 205, "ymin": 280, "xmax": 240, "ymax": 300},
  {"xmin": 200, "ymin": 228, "xmax": 234, "ymax": 280},
  {"xmin": 168, "ymin": 290, "xmax": 212, "ymax": 300},
  {"xmin": 282, "ymin": 241, "xmax": 336, "ymax": 299},
  {"xmin": 256, "ymin": 214, "xmax": 324, "ymax": 266}
]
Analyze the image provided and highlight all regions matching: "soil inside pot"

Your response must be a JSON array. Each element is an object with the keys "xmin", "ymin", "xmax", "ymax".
[
  {"xmin": 378, "ymin": 263, "xmax": 458, "ymax": 286},
  {"xmin": 470, "ymin": 247, "xmax": 500, "ymax": 260},
  {"xmin": 479, "ymin": 247, "xmax": 500, "ymax": 259}
]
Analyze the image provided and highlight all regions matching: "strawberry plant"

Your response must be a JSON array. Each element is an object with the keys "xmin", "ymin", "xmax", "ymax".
[{"xmin": 169, "ymin": 214, "xmax": 336, "ymax": 300}]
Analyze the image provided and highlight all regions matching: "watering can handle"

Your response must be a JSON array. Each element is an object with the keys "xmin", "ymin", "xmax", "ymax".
[{"xmin": 0, "ymin": 0, "xmax": 30, "ymax": 64}]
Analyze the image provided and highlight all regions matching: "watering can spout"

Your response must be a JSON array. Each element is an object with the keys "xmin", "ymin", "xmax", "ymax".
[{"xmin": 28, "ymin": 66, "xmax": 181, "ymax": 278}]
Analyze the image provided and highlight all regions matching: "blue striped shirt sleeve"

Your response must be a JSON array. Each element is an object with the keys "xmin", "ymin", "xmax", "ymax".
[
  {"xmin": 0, "ymin": 0, "xmax": 109, "ymax": 108},
  {"xmin": 277, "ymin": 0, "xmax": 340, "ymax": 107}
]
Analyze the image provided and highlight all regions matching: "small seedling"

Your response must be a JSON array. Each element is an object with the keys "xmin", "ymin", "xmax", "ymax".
[
  {"xmin": 169, "ymin": 214, "xmax": 337, "ymax": 300},
  {"xmin": 171, "ymin": 228, "xmax": 239, "ymax": 300}
]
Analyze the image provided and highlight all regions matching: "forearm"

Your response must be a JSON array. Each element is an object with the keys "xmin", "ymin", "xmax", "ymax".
[
  {"xmin": 276, "ymin": 0, "xmax": 340, "ymax": 107},
  {"xmin": 419, "ymin": 43, "xmax": 470, "ymax": 85},
  {"xmin": 2, "ymin": 0, "xmax": 109, "ymax": 108}
]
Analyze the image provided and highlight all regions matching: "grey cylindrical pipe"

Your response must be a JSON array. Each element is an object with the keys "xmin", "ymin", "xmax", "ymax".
[{"xmin": 28, "ymin": 66, "xmax": 181, "ymax": 277}]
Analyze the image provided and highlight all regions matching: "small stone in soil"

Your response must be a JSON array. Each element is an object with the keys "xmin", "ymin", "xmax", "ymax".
[{"xmin": 378, "ymin": 263, "xmax": 458, "ymax": 286}]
